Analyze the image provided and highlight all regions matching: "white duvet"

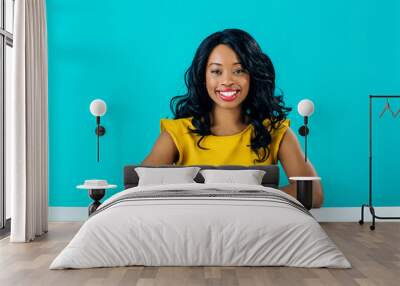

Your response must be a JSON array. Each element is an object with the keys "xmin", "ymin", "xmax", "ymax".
[{"xmin": 50, "ymin": 183, "xmax": 351, "ymax": 269}]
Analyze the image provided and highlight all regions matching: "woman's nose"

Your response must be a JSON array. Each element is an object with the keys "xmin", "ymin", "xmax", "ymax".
[{"xmin": 220, "ymin": 73, "xmax": 234, "ymax": 86}]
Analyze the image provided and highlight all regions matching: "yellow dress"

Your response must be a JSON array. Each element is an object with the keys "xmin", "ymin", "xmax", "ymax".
[{"xmin": 160, "ymin": 117, "xmax": 290, "ymax": 166}]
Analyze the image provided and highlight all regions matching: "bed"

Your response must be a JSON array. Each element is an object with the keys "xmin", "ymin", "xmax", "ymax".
[{"xmin": 49, "ymin": 165, "xmax": 350, "ymax": 269}]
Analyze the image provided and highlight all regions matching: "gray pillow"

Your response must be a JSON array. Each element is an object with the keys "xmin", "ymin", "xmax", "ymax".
[
  {"xmin": 135, "ymin": 167, "xmax": 201, "ymax": 186},
  {"xmin": 200, "ymin": 169, "xmax": 266, "ymax": 185}
]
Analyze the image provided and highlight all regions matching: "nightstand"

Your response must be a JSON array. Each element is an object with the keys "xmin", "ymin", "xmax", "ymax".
[
  {"xmin": 77, "ymin": 180, "xmax": 117, "ymax": 215},
  {"xmin": 289, "ymin": 176, "xmax": 321, "ymax": 210}
]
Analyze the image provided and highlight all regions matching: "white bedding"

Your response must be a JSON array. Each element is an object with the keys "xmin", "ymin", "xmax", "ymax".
[{"xmin": 50, "ymin": 183, "xmax": 351, "ymax": 269}]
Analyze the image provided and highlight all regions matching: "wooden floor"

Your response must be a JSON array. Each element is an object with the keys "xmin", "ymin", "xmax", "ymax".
[{"xmin": 0, "ymin": 222, "xmax": 399, "ymax": 286}]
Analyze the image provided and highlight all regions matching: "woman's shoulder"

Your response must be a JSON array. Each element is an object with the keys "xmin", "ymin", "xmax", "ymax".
[
  {"xmin": 160, "ymin": 117, "xmax": 193, "ymax": 132},
  {"xmin": 160, "ymin": 117, "xmax": 193, "ymax": 125},
  {"xmin": 262, "ymin": 117, "xmax": 290, "ymax": 129},
  {"xmin": 261, "ymin": 117, "xmax": 290, "ymax": 138}
]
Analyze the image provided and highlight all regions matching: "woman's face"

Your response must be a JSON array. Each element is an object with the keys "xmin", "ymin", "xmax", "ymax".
[{"xmin": 205, "ymin": 44, "xmax": 250, "ymax": 110}]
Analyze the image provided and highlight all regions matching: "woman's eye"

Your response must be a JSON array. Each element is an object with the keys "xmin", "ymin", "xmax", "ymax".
[
  {"xmin": 211, "ymin": 70, "xmax": 222, "ymax": 75},
  {"xmin": 234, "ymin": 69, "xmax": 245, "ymax": 75}
]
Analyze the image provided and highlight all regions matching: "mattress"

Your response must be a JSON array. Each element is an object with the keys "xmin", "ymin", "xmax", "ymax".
[{"xmin": 50, "ymin": 183, "xmax": 351, "ymax": 269}]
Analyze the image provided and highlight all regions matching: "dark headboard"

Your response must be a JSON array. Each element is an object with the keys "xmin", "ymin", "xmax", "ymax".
[{"xmin": 124, "ymin": 165, "xmax": 280, "ymax": 189}]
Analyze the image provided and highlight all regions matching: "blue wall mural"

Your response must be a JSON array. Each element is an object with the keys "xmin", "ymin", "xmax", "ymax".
[{"xmin": 47, "ymin": 0, "xmax": 400, "ymax": 207}]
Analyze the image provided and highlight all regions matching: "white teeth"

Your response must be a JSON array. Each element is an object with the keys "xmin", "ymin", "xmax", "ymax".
[{"xmin": 219, "ymin": 91, "xmax": 238, "ymax": 97}]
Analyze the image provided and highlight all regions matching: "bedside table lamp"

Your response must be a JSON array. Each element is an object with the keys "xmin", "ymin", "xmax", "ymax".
[
  {"xmin": 297, "ymin": 99, "xmax": 315, "ymax": 162},
  {"xmin": 90, "ymin": 99, "xmax": 107, "ymax": 162}
]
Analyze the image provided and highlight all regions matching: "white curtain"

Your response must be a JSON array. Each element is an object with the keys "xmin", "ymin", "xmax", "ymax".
[{"xmin": 7, "ymin": 0, "xmax": 48, "ymax": 242}]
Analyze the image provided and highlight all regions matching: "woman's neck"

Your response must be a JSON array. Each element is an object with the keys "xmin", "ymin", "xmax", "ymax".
[{"xmin": 210, "ymin": 106, "xmax": 247, "ymax": 136}]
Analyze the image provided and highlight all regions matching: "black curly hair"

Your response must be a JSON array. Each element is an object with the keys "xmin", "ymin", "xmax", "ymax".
[{"xmin": 170, "ymin": 28, "xmax": 292, "ymax": 163}]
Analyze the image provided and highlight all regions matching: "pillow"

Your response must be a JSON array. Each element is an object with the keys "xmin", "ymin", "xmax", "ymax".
[
  {"xmin": 135, "ymin": 167, "xmax": 201, "ymax": 186},
  {"xmin": 200, "ymin": 169, "xmax": 266, "ymax": 185}
]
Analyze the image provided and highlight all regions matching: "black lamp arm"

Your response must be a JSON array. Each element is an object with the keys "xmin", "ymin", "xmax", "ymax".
[
  {"xmin": 95, "ymin": 117, "xmax": 106, "ymax": 136},
  {"xmin": 298, "ymin": 116, "xmax": 309, "ymax": 163},
  {"xmin": 95, "ymin": 116, "xmax": 106, "ymax": 162}
]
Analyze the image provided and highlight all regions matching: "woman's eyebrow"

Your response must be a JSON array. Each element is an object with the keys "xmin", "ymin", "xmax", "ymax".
[
  {"xmin": 208, "ymin": 62, "xmax": 242, "ymax": 66},
  {"xmin": 208, "ymin": 63, "xmax": 222, "ymax": 66}
]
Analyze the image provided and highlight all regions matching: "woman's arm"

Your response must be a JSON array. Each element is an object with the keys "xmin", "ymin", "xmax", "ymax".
[
  {"xmin": 141, "ymin": 131, "xmax": 179, "ymax": 165},
  {"xmin": 278, "ymin": 127, "xmax": 324, "ymax": 208}
]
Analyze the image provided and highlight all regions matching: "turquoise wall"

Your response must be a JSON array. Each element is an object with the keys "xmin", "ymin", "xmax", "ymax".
[{"xmin": 47, "ymin": 0, "xmax": 400, "ymax": 207}]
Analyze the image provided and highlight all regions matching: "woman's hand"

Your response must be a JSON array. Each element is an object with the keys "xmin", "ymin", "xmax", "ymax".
[{"xmin": 278, "ymin": 128, "xmax": 324, "ymax": 208}]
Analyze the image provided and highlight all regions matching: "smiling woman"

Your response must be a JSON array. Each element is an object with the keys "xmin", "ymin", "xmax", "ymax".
[{"xmin": 142, "ymin": 28, "xmax": 323, "ymax": 207}]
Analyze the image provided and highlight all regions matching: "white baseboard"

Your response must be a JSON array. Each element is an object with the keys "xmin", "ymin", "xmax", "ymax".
[
  {"xmin": 310, "ymin": 207, "xmax": 400, "ymax": 222},
  {"xmin": 48, "ymin": 207, "xmax": 400, "ymax": 222},
  {"xmin": 49, "ymin": 207, "xmax": 88, "ymax": 222}
]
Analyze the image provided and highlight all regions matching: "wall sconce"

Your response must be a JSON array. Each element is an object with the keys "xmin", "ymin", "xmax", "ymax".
[
  {"xmin": 90, "ymin": 99, "xmax": 107, "ymax": 162},
  {"xmin": 297, "ymin": 99, "xmax": 314, "ymax": 162}
]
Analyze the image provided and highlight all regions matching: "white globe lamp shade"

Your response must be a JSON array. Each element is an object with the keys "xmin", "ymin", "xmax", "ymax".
[
  {"xmin": 90, "ymin": 99, "xmax": 107, "ymax": 117},
  {"xmin": 297, "ymin": 99, "xmax": 314, "ymax": 117}
]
